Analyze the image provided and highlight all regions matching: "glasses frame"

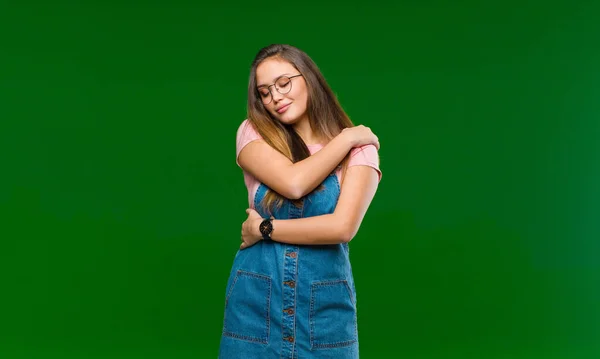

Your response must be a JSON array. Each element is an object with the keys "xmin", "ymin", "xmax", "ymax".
[{"xmin": 257, "ymin": 74, "xmax": 303, "ymax": 105}]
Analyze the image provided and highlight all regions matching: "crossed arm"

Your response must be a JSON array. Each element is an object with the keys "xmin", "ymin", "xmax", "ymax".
[{"xmin": 238, "ymin": 132, "xmax": 380, "ymax": 247}]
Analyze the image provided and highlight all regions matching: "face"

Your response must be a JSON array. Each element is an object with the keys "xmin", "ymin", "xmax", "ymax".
[{"xmin": 255, "ymin": 57, "xmax": 309, "ymax": 125}]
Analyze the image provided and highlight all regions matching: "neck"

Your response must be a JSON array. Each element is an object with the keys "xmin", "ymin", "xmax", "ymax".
[{"xmin": 293, "ymin": 117, "xmax": 321, "ymax": 145}]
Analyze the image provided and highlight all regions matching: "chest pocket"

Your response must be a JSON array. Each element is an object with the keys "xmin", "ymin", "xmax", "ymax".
[{"xmin": 253, "ymin": 174, "xmax": 340, "ymax": 219}]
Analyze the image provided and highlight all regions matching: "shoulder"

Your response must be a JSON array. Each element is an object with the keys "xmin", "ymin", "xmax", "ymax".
[
  {"xmin": 236, "ymin": 119, "xmax": 263, "ymax": 144},
  {"xmin": 350, "ymin": 144, "xmax": 379, "ymax": 164},
  {"xmin": 236, "ymin": 119, "xmax": 258, "ymax": 138},
  {"xmin": 236, "ymin": 119, "xmax": 264, "ymax": 163},
  {"xmin": 348, "ymin": 144, "xmax": 382, "ymax": 181}
]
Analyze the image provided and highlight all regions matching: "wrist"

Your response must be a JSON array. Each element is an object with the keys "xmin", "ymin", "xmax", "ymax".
[
  {"xmin": 340, "ymin": 130, "xmax": 356, "ymax": 148},
  {"xmin": 254, "ymin": 218, "xmax": 263, "ymax": 240}
]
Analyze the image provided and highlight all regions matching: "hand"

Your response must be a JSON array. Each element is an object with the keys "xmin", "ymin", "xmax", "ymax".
[
  {"xmin": 240, "ymin": 208, "xmax": 264, "ymax": 250},
  {"xmin": 341, "ymin": 125, "xmax": 380, "ymax": 150}
]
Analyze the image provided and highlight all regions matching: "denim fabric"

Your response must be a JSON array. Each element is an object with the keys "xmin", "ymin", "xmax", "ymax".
[{"xmin": 218, "ymin": 174, "xmax": 359, "ymax": 359}]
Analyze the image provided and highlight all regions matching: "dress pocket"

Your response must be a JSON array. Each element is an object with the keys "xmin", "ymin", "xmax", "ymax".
[
  {"xmin": 222, "ymin": 270, "xmax": 272, "ymax": 344},
  {"xmin": 309, "ymin": 279, "xmax": 358, "ymax": 349}
]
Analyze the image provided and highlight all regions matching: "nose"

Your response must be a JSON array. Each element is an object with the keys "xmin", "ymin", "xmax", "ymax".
[{"xmin": 270, "ymin": 86, "xmax": 284, "ymax": 103}]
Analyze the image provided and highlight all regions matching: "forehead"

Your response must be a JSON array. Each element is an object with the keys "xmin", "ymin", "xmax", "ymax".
[{"xmin": 256, "ymin": 58, "xmax": 297, "ymax": 86}]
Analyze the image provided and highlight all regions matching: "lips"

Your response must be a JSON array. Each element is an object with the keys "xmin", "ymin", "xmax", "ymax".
[{"xmin": 276, "ymin": 103, "xmax": 291, "ymax": 114}]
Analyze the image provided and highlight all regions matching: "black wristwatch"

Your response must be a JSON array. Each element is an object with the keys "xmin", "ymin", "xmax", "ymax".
[{"xmin": 259, "ymin": 216, "xmax": 274, "ymax": 241}]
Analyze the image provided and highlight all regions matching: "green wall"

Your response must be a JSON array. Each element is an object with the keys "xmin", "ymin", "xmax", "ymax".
[{"xmin": 1, "ymin": 1, "xmax": 599, "ymax": 358}]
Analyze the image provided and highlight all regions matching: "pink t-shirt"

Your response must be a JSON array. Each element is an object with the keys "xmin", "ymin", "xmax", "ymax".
[{"xmin": 235, "ymin": 119, "xmax": 382, "ymax": 207}]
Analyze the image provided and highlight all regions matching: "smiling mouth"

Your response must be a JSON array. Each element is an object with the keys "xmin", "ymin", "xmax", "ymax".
[{"xmin": 276, "ymin": 104, "xmax": 291, "ymax": 114}]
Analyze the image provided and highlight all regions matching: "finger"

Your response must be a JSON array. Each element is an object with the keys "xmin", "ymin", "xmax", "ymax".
[{"xmin": 246, "ymin": 208, "xmax": 251, "ymax": 214}]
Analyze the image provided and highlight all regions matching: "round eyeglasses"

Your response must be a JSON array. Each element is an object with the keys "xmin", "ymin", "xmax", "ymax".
[{"xmin": 256, "ymin": 74, "xmax": 303, "ymax": 105}]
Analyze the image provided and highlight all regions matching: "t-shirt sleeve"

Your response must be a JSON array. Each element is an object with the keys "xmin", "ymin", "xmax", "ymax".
[
  {"xmin": 348, "ymin": 144, "xmax": 382, "ymax": 182},
  {"xmin": 235, "ymin": 119, "xmax": 262, "ymax": 166}
]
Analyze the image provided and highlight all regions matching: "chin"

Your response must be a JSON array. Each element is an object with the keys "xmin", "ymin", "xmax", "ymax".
[{"xmin": 274, "ymin": 112, "xmax": 301, "ymax": 125}]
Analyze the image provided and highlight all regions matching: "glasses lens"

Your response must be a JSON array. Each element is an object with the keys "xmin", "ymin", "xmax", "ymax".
[
  {"xmin": 275, "ymin": 76, "xmax": 292, "ymax": 94},
  {"xmin": 258, "ymin": 88, "xmax": 272, "ymax": 104}
]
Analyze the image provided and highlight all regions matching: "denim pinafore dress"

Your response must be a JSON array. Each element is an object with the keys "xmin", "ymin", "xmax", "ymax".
[{"xmin": 218, "ymin": 173, "xmax": 359, "ymax": 359}]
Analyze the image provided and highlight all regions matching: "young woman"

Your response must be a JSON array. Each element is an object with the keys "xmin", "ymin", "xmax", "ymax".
[{"xmin": 219, "ymin": 44, "xmax": 382, "ymax": 359}]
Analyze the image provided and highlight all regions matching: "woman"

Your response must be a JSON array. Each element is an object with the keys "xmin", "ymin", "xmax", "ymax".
[{"xmin": 219, "ymin": 44, "xmax": 382, "ymax": 359}]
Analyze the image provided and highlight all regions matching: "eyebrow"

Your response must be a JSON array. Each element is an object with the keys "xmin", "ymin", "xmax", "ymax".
[{"xmin": 257, "ymin": 73, "xmax": 292, "ymax": 87}]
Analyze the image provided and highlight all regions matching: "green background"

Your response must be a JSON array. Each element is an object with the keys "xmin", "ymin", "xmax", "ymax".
[{"xmin": 2, "ymin": 1, "xmax": 599, "ymax": 358}]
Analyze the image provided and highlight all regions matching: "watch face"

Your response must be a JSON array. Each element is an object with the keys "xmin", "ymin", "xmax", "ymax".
[{"xmin": 260, "ymin": 219, "xmax": 273, "ymax": 234}]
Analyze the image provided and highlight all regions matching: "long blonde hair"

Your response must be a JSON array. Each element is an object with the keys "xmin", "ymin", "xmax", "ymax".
[{"xmin": 246, "ymin": 44, "xmax": 354, "ymax": 213}]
